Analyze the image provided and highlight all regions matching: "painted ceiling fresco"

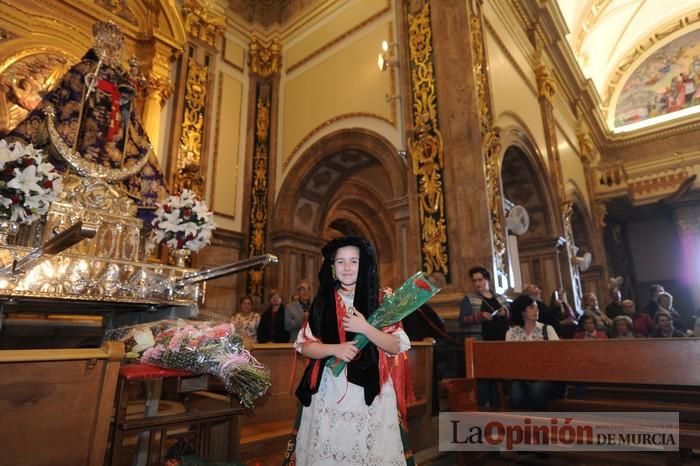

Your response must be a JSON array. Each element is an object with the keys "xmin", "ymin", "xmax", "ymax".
[{"xmin": 614, "ymin": 28, "xmax": 700, "ymax": 128}]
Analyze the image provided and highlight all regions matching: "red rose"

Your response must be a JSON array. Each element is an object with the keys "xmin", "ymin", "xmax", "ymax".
[{"xmin": 414, "ymin": 277, "xmax": 432, "ymax": 292}]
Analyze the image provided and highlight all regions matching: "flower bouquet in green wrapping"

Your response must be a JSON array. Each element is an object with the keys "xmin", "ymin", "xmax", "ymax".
[{"xmin": 326, "ymin": 271, "xmax": 441, "ymax": 376}]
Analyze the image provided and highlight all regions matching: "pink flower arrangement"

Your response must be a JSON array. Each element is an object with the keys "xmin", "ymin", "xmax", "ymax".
[{"xmin": 108, "ymin": 319, "xmax": 271, "ymax": 408}]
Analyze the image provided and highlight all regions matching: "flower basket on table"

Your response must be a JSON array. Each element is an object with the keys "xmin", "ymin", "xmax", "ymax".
[
  {"xmin": 325, "ymin": 270, "xmax": 441, "ymax": 376},
  {"xmin": 152, "ymin": 189, "xmax": 215, "ymax": 266},
  {"xmin": 0, "ymin": 139, "xmax": 62, "ymax": 242},
  {"xmin": 107, "ymin": 319, "xmax": 271, "ymax": 408}
]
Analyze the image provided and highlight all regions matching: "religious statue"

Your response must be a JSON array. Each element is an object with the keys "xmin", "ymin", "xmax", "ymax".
[{"xmin": 4, "ymin": 20, "xmax": 168, "ymax": 210}]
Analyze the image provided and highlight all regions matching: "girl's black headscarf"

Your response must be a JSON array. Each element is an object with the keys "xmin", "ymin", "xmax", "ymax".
[{"xmin": 295, "ymin": 236, "xmax": 381, "ymax": 406}]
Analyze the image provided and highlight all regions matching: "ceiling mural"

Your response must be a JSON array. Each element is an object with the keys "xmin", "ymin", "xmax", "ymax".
[{"xmin": 614, "ymin": 28, "xmax": 700, "ymax": 128}]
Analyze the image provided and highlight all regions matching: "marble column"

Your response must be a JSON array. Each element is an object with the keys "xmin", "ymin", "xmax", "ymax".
[{"xmin": 398, "ymin": 0, "xmax": 505, "ymax": 308}]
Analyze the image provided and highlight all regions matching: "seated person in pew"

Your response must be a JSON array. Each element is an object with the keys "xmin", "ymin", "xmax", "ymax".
[
  {"xmin": 651, "ymin": 310, "xmax": 687, "ymax": 338},
  {"xmin": 611, "ymin": 315, "xmax": 638, "ymax": 339},
  {"xmin": 575, "ymin": 315, "xmax": 608, "ymax": 340},
  {"xmin": 622, "ymin": 299, "xmax": 655, "ymax": 337},
  {"xmin": 505, "ymin": 295, "xmax": 563, "ymax": 410},
  {"xmin": 257, "ymin": 289, "xmax": 290, "ymax": 343}
]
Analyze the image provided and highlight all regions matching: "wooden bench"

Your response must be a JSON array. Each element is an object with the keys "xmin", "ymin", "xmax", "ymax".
[
  {"xmin": 237, "ymin": 338, "xmax": 436, "ymax": 462},
  {"xmin": 0, "ymin": 342, "xmax": 123, "ymax": 466},
  {"xmin": 443, "ymin": 338, "xmax": 700, "ymax": 464}
]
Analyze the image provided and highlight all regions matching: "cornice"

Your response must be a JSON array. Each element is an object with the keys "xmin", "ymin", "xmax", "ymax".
[{"xmin": 603, "ymin": 118, "xmax": 700, "ymax": 149}]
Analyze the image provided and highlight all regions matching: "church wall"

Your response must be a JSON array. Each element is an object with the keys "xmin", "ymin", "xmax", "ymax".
[
  {"xmin": 483, "ymin": 12, "xmax": 548, "ymax": 172},
  {"xmin": 284, "ymin": 0, "xmax": 389, "ymax": 70},
  {"xmin": 276, "ymin": 4, "xmax": 401, "ymax": 194},
  {"xmin": 207, "ymin": 32, "xmax": 250, "ymax": 233},
  {"xmin": 556, "ymin": 126, "xmax": 589, "ymax": 208}
]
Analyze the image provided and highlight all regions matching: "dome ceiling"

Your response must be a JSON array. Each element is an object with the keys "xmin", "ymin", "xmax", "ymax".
[{"xmin": 558, "ymin": 0, "xmax": 700, "ymax": 100}]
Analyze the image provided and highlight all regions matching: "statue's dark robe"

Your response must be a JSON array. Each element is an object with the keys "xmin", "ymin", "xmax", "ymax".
[{"xmin": 5, "ymin": 50, "xmax": 168, "ymax": 208}]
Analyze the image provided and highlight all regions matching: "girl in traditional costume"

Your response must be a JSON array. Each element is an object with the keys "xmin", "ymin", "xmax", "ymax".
[{"xmin": 284, "ymin": 236, "xmax": 414, "ymax": 465}]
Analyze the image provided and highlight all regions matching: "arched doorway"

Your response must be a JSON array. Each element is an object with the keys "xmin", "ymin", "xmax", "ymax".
[
  {"xmin": 499, "ymin": 129, "xmax": 560, "ymax": 299},
  {"xmin": 270, "ymin": 128, "xmax": 409, "ymax": 299}
]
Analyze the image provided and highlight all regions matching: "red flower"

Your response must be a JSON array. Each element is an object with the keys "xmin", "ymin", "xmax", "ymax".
[{"xmin": 414, "ymin": 277, "xmax": 432, "ymax": 292}]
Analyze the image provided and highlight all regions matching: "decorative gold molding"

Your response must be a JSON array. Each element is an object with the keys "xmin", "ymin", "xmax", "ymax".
[
  {"xmin": 471, "ymin": 1, "xmax": 508, "ymax": 286},
  {"xmin": 535, "ymin": 47, "xmax": 566, "ymax": 205},
  {"xmin": 282, "ymin": 112, "xmax": 394, "ymax": 170},
  {"xmin": 247, "ymin": 90, "xmax": 272, "ymax": 297},
  {"xmin": 483, "ymin": 126, "xmax": 506, "ymax": 260},
  {"xmin": 593, "ymin": 202, "xmax": 608, "ymax": 227},
  {"xmin": 571, "ymin": 0, "xmax": 612, "ymax": 54},
  {"xmin": 602, "ymin": 9, "xmax": 700, "ymax": 109},
  {"xmin": 470, "ymin": 4, "xmax": 493, "ymax": 134},
  {"xmin": 533, "ymin": 49, "xmax": 556, "ymax": 101},
  {"xmin": 146, "ymin": 72, "xmax": 174, "ymax": 107},
  {"xmin": 249, "ymin": 37, "xmax": 281, "ymax": 78},
  {"xmin": 182, "ymin": 0, "xmax": 225, "ymax": 49},
  {"xmin": 173, "ymin": 57, "xmax": 209, "ymax": 196},
  {"xmin": 407, "ymin": 3, "xmax": 450, "ymax": 281},
  {"xmin": 285, "ymin": 4, "xmax": 391, "ymax": 74}
]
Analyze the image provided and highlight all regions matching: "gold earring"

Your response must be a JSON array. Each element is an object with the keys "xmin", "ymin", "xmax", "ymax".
[{"xmin": 332, "ymin": 267, "xmax": 337, "ymax": 280}]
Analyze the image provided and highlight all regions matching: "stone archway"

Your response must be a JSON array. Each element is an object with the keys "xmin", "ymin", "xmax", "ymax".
[
  {"xmin": 499, "ymin": 127, "xmax": 560, "ymax": 298},
  {"xmin": 270, "ymin": 128, "xmax": 409, "ymax": 299}
]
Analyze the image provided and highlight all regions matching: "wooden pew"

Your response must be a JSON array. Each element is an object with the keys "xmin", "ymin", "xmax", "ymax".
[
  {"xmin": 0, "ymin": 342, "xmax": 123, "ymax": 466},
  {"xmin": 238, "ymin": 338, "xmax": 436, "ymax": 461},
  {"xmin": 443, "ymin": 338, "xmax": 700, "ymax": 463}
]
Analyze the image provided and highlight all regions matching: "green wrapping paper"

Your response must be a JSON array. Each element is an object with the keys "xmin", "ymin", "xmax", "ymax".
[{"xmin": 326, "ymin": 271, "xmax": 441, "ymax": 376}]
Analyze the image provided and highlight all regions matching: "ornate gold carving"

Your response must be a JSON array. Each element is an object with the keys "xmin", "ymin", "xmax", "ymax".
[
  {"xmin": 571, "ymin": 0, "xmax": 612, "ymax": 54},
  {"xmin": 470, "ymin": 2, "xmax": 508, "ymax": 285},
  {"xmin": 483, "ymin": 127, "xmax": 506, "ymax": 262},
  {"xmin": 576, "ymin": 123, "xmax": 598, "ymax": 165},
  {"xmin": 593, "ymin": 201, "xmax": 608, "ymax": 227},
  {"xmin": 95, "ymin": 0, "xmax": 137, "ymax": 24},
  {"xmin": 283, "ymin": 113, "xmax": 393, "ymax": 170},
  {"xmin": 533, "ymin": 50, "xmax": 556, "ymax": 101},
  {"xmin": 469, "ymin": 6, "xmax": 492, "ymax": 134},
  {"xmin": 46, "ymin": 105, "xmax": 152, "ymax": 182},
  {"xmin": 247, "ymin": 92, "xmax": 272, "ymax": 297},
  {"xmin": 629, "ymin": 170, "xmax": 690, "ymax": 197},
  {"xmin": 174, "ymin": 58, "xmax": 208, "ymax": 196},
  {"xmin": 182, "ymin": 0, "xmax": 225, "ymax": 49},
  {"xmin": 249, "ymin": 38, "xmax": 281, "ymax": 78},
  {"xmin": 146, "ymin": 72, "xmax": 174, "ymax": 107},
  {"xmin": 0, "ymin": 51, "xmax": 73, "ymax": 134},
  {"xmin": 537, "ymin": 74, "xmax": 566, "ymax": 203},
  {"xmin": 407, "ymin": 3, "xmax": 450, "ymax": 280}
]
